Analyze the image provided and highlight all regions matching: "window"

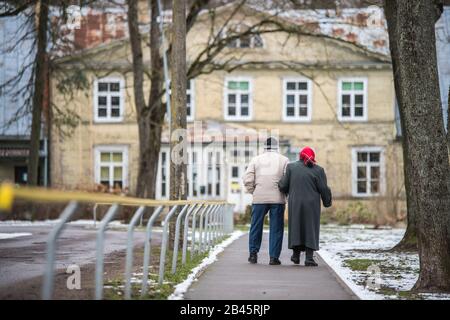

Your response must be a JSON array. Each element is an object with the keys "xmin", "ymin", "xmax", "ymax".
[
  {"xmin": 158, "ymin": 148, "xmax": 223, "ymax": 199},
  {"xmin": 167, "ymin": 80, "xmax": 195, "ymax": 122},
  {"xmin": 283, "ymin": 78, "xmax": 312, "ymax": 121},
  {"xmin": 191, "ymin": 151, "xmax": 198, "ymax": 196},
  {"xmin": 338, "ymin": 78, "xmax": 367, "ymax": 121},
  {"xmin": 186, "ymin": 80, "xmax": 195, "ymax": 122},
  {"xmin": 215, "ymin": 151, "xmax": 221, "ymax": 196},
  {"xmin": 224, "ymin": 25, "xmax": 264, "ymax": 49},
  {"xmin": 224, "ymin": 78, "xmax": 252, "ymax": 121},
  {"xmin": 352, "ymin": 147, "xmax": 384, "ymax": 197},
  {"xmin": 160, "ymin": 150, "xmax": 168, "ymax": 197},
  {"xmin": 94, "ymin": 77, "xmax": 125, "ymax": 122},
  {"xmin": 95, "ymin": 146, "xmax": 128, "ymax": 190}
]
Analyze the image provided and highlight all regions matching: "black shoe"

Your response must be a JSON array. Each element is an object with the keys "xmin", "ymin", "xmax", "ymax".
[
  {"xmin": 248, "ymin": 252, "xmax": 257, "ymax": 264},
  {"xmin": 291, "ymin": 254, "xmax": 300, "ymax": 265},
  {"xmin": 269, "ymin": 257, "xmax": 281, "ymax": 265},
  {"xmin": 305, "ymin": 258, "xmax": 318, "ymax": 267}
]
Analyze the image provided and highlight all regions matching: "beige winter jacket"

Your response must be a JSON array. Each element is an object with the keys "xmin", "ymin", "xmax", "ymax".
[{"xmin": 242, "ymin": 150, "xmax": 289, "ymax": 204}]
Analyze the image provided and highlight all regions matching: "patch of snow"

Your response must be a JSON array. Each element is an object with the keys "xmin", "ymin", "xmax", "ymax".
[
  {"xmin": 0, "ymin": 220, "xmax": 61, "ymax": 227},
  {"xmin": 168, "ymin": 231, "xmax": 245, "ymax": 300},
  {"xmin": 318, "ymin": 224, "xmax": 450, "ymax": 300},
  {"xmin": 0, "ymin": 232, "xmax": 32, "ymax": 240}
]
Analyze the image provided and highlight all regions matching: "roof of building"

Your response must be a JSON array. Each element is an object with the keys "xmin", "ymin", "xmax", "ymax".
[{"xmin": 51, "ymin": 3, "xmax": 391, "ymax": 60}]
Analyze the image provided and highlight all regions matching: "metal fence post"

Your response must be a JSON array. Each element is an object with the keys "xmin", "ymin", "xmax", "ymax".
[
  {"xmin": 212, "ymin": 205, "xmax": 218, "ymax": 244},
  {"xmin": 212, "ymin": 205, "xmax": 220, "ymax": 245},
  {"xmin": 191, "ymin": 204, "xmax": 206, "ymax": 257},
  {"xmin": 204, "ymin": 205, "xmax": 211, "ymax": 250},
  {"xmin": 158, "ymin": 205, "xmax": 181, "ymax": 285},
  {"xmin": 124, "ymin": 206, "xmax": 146, "ymax": 300},
  {"xmin": 198, "ymin": 204, "xmax": 212, "ymax": 253},
  {"xmin": 218, "ymin": 205, "xmax": 224, "ymax": 239},
  {"xmin": 141, "ymin": 205, "xmax": 164, "ymax": 297},
  {"xmin": 205, "ymin": 205, "xmax": 218, "ymax": 250},
  {"xmin": 204, "ymin": 205, "xmax": 217, "ymax": 251},
  {"xmin": 215, "ymin": 205, "xmax": 221, "ymax": 241},
  {"xmin": 42, "ymin": 201, "xmax": 79, "ymax": 300},
  {"xmin": 200, "ymin": 204, "xmax": 214, "ymax": 252},
  {"xmin": 182, "ymin": 204, "xmax": 201, "ymax": 265},
  {"xmin": 95, "ymin": 204, "xmax": 119, "ymax": 300},
  {"xmin": 171, "ymin": 205, "xmax": 190, "ymax": 274}
]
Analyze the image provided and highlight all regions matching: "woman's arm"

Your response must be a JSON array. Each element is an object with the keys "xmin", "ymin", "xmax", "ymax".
[
  {"xmin": 318, "ymin": 167, "xmax": 332, "ymax": 207},
  {"xmin": 278, "ymin": 164, "xmax": 290, "ymax": 194}
]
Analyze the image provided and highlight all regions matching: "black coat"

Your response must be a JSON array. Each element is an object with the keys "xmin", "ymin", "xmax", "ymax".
[{"xmin": 278, "ymin": 161, "xmax": 332, "ymax": 251}]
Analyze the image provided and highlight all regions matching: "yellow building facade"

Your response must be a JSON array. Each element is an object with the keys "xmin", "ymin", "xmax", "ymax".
[{"xmin": 50, "ymin": 6, "xmax": 405, "ymax": 222}]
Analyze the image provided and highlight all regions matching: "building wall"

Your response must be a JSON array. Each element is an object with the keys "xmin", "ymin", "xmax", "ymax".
[
  {"xmin": 50, "ymin": 7, "xmax": 405, "ymax": 221},
  {"xmin": 0, "ymin": 163, "xmax": 15, "ymax": 182}
]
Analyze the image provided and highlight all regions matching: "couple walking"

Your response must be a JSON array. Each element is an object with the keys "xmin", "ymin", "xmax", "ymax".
[{"xmin": 243, "ymin": 137, "xmax": 332, "ymax": 266}]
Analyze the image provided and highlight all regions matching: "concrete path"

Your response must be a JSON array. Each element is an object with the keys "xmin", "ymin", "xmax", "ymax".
[
  {"xmin": 185, "ymin": 232, "xmax": 357, "ymax": 300},
  {"xmin": 0, "ymin": 224, "xmax": 154, "ymax": 289}
]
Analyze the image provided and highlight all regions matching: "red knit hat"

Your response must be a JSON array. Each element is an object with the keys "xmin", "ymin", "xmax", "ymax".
[{"xmin": 299, "ymin": 147, "xmax": 316, "ymax": 166}]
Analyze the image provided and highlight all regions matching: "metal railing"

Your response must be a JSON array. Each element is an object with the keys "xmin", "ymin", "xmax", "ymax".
[{"xmin": 0, "ymin": 183, "xmax": 234, "ymax": 300}]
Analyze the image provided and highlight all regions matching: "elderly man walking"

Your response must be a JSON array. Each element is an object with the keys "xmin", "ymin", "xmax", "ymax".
[{"xmin": 243, "ymin": 137, "xmax": 289, "ymax": 265}]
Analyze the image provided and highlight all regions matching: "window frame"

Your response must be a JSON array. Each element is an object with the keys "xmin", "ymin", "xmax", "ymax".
[
  {"xmin": 222, "ymin": 25, "xmax": 265, "ymax": 49},
  {"xmin": 186, "ymin": 79, "xmax": 195, "ymax": 122},
  {"xmin": 94, "ymin": 145, "xmax": 129, "ymax": 190},
  {"xmin": 282, "ymin": 77, "xmax": 313, "ymax": 122},
  {"xmin": 337, "ymin": 77, "xmax": 368, "ymax": 122},
  {"xmin": 351, "ymin": 146, "xmax": 385, "ymax": 197},
  {"xmin": 93, "ymin": 77, "xmax": 125, "ymax": 123},
  {"xmin": 223, "ymin": 76, "xmax": 253, "ymax": 121}
]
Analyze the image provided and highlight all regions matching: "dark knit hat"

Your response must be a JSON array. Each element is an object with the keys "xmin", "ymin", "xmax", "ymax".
[{"xmin": 264, "ymin": 137, "xmax": 279, "ymax": 150}]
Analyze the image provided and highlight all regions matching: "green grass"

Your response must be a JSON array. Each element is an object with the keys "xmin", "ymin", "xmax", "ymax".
[
  {"xmin": 343, "ymin": 258, "xmax": 385, "ymax": 271},
  {"xmin": 377, "ymin": 286, "xmax": 421, "ymax": 300},
  {"xmin": 104, "ymin": 236, "xmax": 228, "ymax": 300}
]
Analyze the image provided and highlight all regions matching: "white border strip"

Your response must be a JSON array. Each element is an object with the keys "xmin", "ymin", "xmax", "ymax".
[{"xmin": 168, "ymin": 230, "xmax": 245, "ymax": 300}]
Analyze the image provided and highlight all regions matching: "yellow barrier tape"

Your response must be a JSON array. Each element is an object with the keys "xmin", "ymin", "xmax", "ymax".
[
  {"xmin": 0, "ymin": 183, "xmax": 227, "ymax": 210},
  {"xmin": 0, "ymin": 183, "xmax": 14, "ymax": 211}
]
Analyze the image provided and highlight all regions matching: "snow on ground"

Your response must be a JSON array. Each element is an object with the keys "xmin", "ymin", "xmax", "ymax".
[
  {"xmin": 168, "ymin": 230, "xmax": 245, "ymax": 300},
  {"xmin": 0, "ymin": 219, "xmax": 154, "ymax": 230},
  {"xmin": 318, "ymin": 224, "xmax": 450, "ymax": 300},
  {"xmin": 0, "ymin": 232, "xmax": 32, "ymax": 240},
  {"xmin": 0, "ymin": 220, "xmax": 61, "ymax": 227}
]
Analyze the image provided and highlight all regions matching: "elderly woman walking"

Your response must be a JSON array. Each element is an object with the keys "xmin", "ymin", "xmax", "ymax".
[{"xmin": 278, "ymin": 147, "xmax": 332, "ymax": 266}]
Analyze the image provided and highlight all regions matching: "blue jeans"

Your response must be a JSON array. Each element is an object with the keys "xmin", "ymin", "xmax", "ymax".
[{"xmin": 248, "ymin": 204, "xmax": 285, "ymax": 259}]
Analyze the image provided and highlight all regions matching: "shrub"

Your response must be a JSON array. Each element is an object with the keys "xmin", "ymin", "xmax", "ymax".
[
  {"xmin": 235, "ymin": 205, "xmax": 252, "ymax": 225},
  {"xmin": 335, "ymin": 208, "xmax": 352, "ymax": 225},
  {"xmin": 335, "ymin": 202, "xmax": 375, "ymax": 225}
]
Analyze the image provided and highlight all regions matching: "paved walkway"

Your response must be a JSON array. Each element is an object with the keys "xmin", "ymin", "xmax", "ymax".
[{"xmin": 185, "ymin": 233, "xmax": 357, "ymax": 300}]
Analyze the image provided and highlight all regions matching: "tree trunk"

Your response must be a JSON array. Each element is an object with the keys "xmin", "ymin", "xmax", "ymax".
[
  {"xmin": 384, "ymin": 0, "xmax": 417, "ymax": 251},
  {"xmin": 447, "ymin": 86, "xmax": 449, "ymax": 152},
  {"xmin": 28, "ymin": 0, "xmax": 49, "ymax": 186},
  {"xmin": 169, "ymin": 0, "xmax": 188, "ymax": 249},
  {"xmin": 127, "ymin": 0, "xmax": 165, "ymax": 200},
  {"xmin": 386, "ymin": 0, "xmax": 450, "ymax": 292}
]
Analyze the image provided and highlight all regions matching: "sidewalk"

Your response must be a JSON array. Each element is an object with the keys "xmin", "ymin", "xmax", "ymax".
[{"xmin": 185, "ymin": 233, "xmax": 357, "ymax": 300}]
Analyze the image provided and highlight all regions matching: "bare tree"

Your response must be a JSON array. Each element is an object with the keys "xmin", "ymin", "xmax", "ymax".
[
  {"xmin": 169, "ymin": 0, "xmax": 187, "ymax": 202},
  {"xmin": 384, "ymin": 0, "xmax": 450, "ymax": 292},
  {"xmin": 384, "ymin": 0, "xmax": 417, "ymax": 251},
  {"xmin": 28, "ymin": 0, "xmax": 49, "ymax": 186},
  {"xmin": 169, "ymin": 0, "xmax": 188, "ymax": 247}
]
